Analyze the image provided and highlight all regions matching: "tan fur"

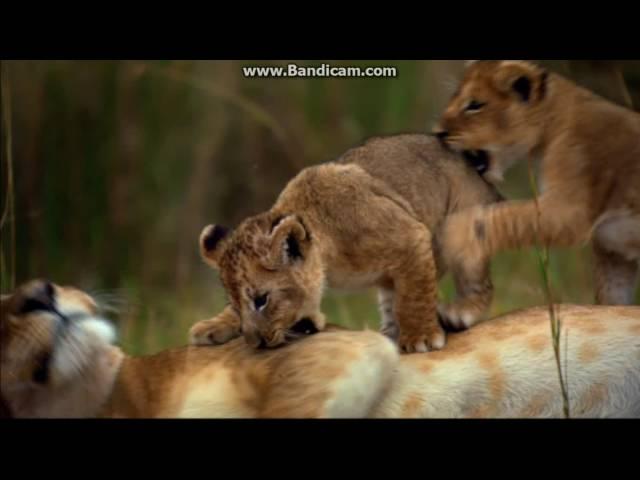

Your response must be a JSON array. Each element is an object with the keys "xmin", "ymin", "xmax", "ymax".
[
  {"xmin": 0, "ymin": 281, "xmax": 397, "ymax": 418},
  {"xmin": 2, "ymin": 281, "xmax": 639, "ymax": 418},
  {"xmin": 191, "ymin": 134, "xmax": 502, "ymax": 353},
  {"xmin": 373, "ymin": 304, "xmax": 640, "ymax": 418},
  {"xmin": 1, "ymin": 280, "xmax": 122, "ymax": 418},
  {"xmin": 434, "ymin": 60, "xmax": 640, "ymax": 306}
]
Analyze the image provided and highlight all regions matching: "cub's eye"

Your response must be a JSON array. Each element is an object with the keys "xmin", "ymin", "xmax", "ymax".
[
  {"xmin": 253, "ymin": 293, "xmax": 269, "ymax": 312},
  {"xmin": 464, "ymin": 100, "xmax": 486, "ymax": 113}
]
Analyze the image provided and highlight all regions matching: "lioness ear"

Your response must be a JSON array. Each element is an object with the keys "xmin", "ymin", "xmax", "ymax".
[
  {"xmin": 494, "ymin": 61, "xmax": 548, "ymax": 103},
  {"xmin": 199, "ymin": 224, "xmax": 231, "ymax": 270},
  {"xmin": 268, "ymin": 215, "xmax": 309, "ymax": 267}
]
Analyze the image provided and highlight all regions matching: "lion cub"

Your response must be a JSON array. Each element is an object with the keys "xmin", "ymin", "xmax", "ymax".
[
  {"xmin": 190, "ymin": 134, "xmax": 502, "ymax": 353},
  {"xmin": 434, "ymin": 60, "xmax": 640, "ymax": 305}
]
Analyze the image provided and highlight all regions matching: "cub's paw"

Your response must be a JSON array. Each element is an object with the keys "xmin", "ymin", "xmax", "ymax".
[
  {"xmin": 437, "ymin": 303, "xmax": 486, "ymax": 332},
  {"xmin": 397, "ymin": 324, "xmax": 446, "ymax": 354},
  {"xmin": 189, "ymin": 316, "xmax": 241, "ymax": 346}
]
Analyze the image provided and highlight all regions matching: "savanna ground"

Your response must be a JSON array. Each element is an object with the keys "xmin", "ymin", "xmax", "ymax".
[{"xmin": 1, "ymin": 60, "xmax": 639, "ymax": 356}]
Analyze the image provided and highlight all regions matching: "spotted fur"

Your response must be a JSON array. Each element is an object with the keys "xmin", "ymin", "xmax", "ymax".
[{"xmin": 2, "ymin": 282, "xmax": 638, "ymax": 418}]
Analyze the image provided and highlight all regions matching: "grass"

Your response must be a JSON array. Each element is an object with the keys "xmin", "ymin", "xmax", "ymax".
[
  {"xmin": 1, "ymin": 60, "xmax": 16, "ymax": 291},
  {"xmin": 2, "ymin": 60, "xmax": 638, "ymax": 359},
  {"xmin": 527, "ymin": 157, "xmax": 570, "ymax": 419}
]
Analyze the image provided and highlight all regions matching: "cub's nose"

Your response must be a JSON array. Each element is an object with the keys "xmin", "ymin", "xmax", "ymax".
[
  {"xmin": 243, "ymin": 326, "xmax": 268, "ymax": 349},
  {"xmin": 252, "ymin": 335, "xmax": 269, "ymax": 349}
]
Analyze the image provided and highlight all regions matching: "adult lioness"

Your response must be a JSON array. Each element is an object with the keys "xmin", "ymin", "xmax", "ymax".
[
  {"xmin": 0, "ymin": 280, "xmax": 397, "ymax": 418},
  {"xmin": 434, "ymin": 60, "xmax": 640, "ymax": 305},
  {"xmin": 2, "ymin": 280, "xmax": 639, "ymax": 418},
  {"xmin": 190, "ymin": 134, "xmax": 503, "ymax": 353}
]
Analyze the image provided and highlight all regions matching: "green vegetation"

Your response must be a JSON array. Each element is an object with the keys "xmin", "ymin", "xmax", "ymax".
[{"xmin": 1, "ymin": 60, "xmax": 638, "ymax": 355}]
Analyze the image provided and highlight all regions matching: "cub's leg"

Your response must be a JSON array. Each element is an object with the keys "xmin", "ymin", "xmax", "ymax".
[
  {"xmin": 438, "ymin": 258, "xmax": 494, "ymax": 331},
  {"xmin": 189, "ymin": 304, "xmax": 242, "ymax": 345},
  {"xmin": 593, "ymin": 214, "xmax": 640, "ymax": 305},
  {"xmin": 439, "ymin": 196, "xmax": 592, "ymax": 318},
  {"xmin": 440, "ymin": 197, "xmax": 592, "ymax": 268},
  {"xmin": 387, "ymin": 222, "xmax": 445, "ymax": 353},
  {"xmin": 377, "ymin": 287, "xmax": 398, "ymax": 341}
]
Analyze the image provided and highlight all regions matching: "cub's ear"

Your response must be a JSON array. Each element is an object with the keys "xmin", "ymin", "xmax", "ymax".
[
  {"xmin": 493, "ymin": 61, "xmax": 548, "ymax": 103},
  {"xmin": 268, "ymin": 215, "xmax": 309, "ymax": 268},
  {"xmin": 199, "ymin": 224, "xmax": 231, "ymax": 270}
]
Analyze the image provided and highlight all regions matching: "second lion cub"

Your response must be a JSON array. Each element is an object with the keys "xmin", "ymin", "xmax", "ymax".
[{"xmin": 190, "ymin": 134, "xmax": 502, "ymax": 353}]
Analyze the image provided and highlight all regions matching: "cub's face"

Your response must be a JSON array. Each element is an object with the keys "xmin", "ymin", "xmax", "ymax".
[
  {"xmin": 0, "ymin": 280, "xmax": 116, "ymax": 416},
  {"xmin": 434, "ymin": 60, "xmax": 550, "ymax": 184},
  {"xmin": 199, "ymin": 213, "xmax": 326, "ymax": 349}
]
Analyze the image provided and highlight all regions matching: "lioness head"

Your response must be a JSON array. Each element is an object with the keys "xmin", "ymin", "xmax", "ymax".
[
  {"xmin": 434, "ymin": 60, "xmax": 550, "ymax": 184},
  {"xmin": 1, "ymin": 280, "xmax": 119, "ymax": 418},
  {"xmin": 199, "ymin": 213, "xmax": 326, "ymax": 349}
]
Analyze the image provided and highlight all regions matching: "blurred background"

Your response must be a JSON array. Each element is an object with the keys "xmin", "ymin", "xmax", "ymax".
[{"xmin": 1, "ymin": 60, "xmax": 639, "ymax": 355}]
